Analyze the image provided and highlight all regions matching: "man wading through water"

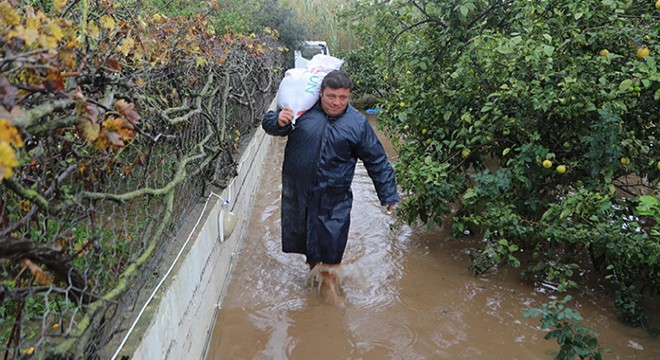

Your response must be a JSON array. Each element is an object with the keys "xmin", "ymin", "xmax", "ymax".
[{"xmin": 262, "ymin": 70, "xmax": 400, "ymax": 306}]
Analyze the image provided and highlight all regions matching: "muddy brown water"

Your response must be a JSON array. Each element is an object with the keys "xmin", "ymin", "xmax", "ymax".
[{"xmin": 205, "ymin": 116, "xmax": 659, "ymax": 360}]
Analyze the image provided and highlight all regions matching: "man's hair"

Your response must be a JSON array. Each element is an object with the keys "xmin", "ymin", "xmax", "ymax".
[{"xmin": 321, "ymin": 70, "xmax": 353, "ymax": 90}]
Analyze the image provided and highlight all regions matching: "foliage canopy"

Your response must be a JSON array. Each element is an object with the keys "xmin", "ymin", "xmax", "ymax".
[{"xmin": 343, "ymin": 0, "xmax": 660, "ymax": 329}]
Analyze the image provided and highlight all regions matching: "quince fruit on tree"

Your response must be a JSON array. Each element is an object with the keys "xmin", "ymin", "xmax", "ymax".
[
  {"xmin": 620, "ymin": 157, "xmax": 631, "ymax": 166},
  {"xmin": 636, "ymin": 47, "xmax": 650, "ymax": 59},
  {"xmin": 542, "ymin": 159, "xmax": 552, "ymax": 169}
]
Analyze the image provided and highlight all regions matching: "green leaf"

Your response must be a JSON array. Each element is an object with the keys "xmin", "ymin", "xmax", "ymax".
[
  {"xmin": 637, "ymin": 195, "xmax": 660, "ymax": 217},
  {"xmin": 523, "ymin": 308, "xmax": 541, "ymax": 318},
  {"xmin": 542, "ymin": 45, "xmax": 555, "ymax": 57},
  {"xmin": 459, "ymin": 5, "xmax": 468, "ymax": 17},
  {"xmin": 510, "ymin": 257, "xmax": 521, "ymax": 268},
  {"xmin": 496, "ymin": 45, "xmax": 513, "ymax": 55},
  {"xmin": 618, "ymin": 79, "xmax": 633, "ymax": 92},
  {"xmin": 586, "ymin": 337, "xmax": 598, "ymax": 349},
  {"xmin": 461, "ymin": 188, "xmax": 478, "ymax": 205}
]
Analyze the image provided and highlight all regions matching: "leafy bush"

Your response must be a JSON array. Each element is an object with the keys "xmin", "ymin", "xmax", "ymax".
[
  {"xmin": 344, "ymin": 0, "xmax": 660, "ymax": 326},
  {"xmin": 524, "ymin": 296, "xmax": 606, "ymax": 360}
]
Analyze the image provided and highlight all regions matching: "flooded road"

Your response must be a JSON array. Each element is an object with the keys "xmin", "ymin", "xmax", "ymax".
[{"xmin": 205, "ymin": 117, "xmax": 659, "ymax": 359}]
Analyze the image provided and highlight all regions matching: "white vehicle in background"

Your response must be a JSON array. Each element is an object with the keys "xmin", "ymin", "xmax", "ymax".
[{"xmin": 294, "ymin": 41, "xmax": 330, "ymax": 68}]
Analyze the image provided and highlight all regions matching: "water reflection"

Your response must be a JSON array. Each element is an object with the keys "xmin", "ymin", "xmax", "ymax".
[{"xmin": 205, "ymin": 118, "xmax": 659, "ymax": 360}]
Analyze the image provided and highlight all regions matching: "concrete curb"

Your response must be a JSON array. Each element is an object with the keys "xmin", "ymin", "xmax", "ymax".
[{"xmin": 119, "ymin": 126, "xmax": 273, "ymax": 360}]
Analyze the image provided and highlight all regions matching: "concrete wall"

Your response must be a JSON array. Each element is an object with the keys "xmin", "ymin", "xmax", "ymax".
[{"xmin": 115, "ymin": 126, "xmax": 273, "ymax": 360}]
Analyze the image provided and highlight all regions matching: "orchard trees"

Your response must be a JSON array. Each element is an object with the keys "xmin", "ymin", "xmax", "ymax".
[{"xmin": 344, "ymin": 0, "xmax": 660, "ymax": 326}]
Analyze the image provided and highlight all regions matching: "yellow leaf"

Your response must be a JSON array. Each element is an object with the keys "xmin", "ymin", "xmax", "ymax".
[
  {"xmin": 0, "ymin": 141, "xmax": 18, "ymax": 179},
  {"xmin": 100, "ymin": 15, "xmax": 115, "ymax": 30},
  {"xmin": 49, "ymin": 22, "xmax": 64, "ymax": 41},
  {"xmin": 23, "ymin": 26, "xmax": 39, "ymax": 47},
  {"xmin": 66, "ymin": 37, "xmax": 81, "ymax": 49},
  {"xmin": 103, "ymin": 116, "xmax": 134, "ymax": 140},
  {"xmin": 94, "ymin": 133, "xmax": 109, "ymax": 151},
  {"xmin": 87, "ymin": 21, "xmax": 100, "ymax": 38},
  {"xmin": 39, "ymin": 35, "xmax": 58, "ymax": 49},
  {"xmin": 34, "ymin": 9, "xmax": 48, "ymax": 23},
  {"xmin": 60, "ymin": 48, "xmax": 77, "ymax": 69},
  {"xmin": 54, "ymin": 0, "xmax": 67, "ymax": 12},
  {"xmin": 26, "ymin": 16, "xmax": 40, "ymax": 31},
  {"xmin": 119, "ymin": 37, "xmax": 134, "ymax": 56},
  {"xmin": 6, "ymin": 24, "xmax": 23, "ymax": 42},
  {"xmin": 0, "ymin": 2, "xmax": 20, "ymax": 26},
  {"xmin": 96, "ymin": 116, "xmax": 136, "ymax": 150},
  {"xmin": 0, "ymin": 119, "xmax": 23, "ymax": 147},
  {"xmin": 19, "ymin": 199, "xmax": 31, "ymax": 212},
  {"xmin": 133, "ymin": 44, "xmax": 144, "ymax": 61},
  {"xmin": 195, "ymin": 56, "xmax": 207, "ymax": 67},
  {"xmin": 0, "ymin": 166, "xmax": 13, "ymax": 179},
  {"xmin": 76, "ymin": 118, "xmax": 100, "ymax": 143},
  {"xmin": 76, "ymin": 161, "xmax": 86, "ymax": 174}
]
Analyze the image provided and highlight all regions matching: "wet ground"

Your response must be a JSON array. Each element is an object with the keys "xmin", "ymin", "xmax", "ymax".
[{"xmin": 205, "ymin": 117, "xmax": 659, "ymax": 360}]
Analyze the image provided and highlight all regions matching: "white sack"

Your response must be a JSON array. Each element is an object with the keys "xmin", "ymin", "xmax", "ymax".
[
  {"xmin": 277, "ymin": 68, "xmax": 325, "ymax": 122},
  {"xmin": 307, "ymin": 54, "xmax": 344, "ymax": 73},
  {"xmin": 277, "ymin": 54, "xmax": 343, "ymax": 124}
]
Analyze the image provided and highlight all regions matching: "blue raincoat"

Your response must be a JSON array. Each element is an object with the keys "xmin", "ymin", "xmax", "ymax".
[{"xmin": 262, "ymin": 101, "xmax": 400, "ymax": 264}]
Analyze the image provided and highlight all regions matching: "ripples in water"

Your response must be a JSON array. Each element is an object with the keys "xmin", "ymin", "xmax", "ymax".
[{"xmin": 207, "ymin": 134, "xmax": 660, "ymax": 360}]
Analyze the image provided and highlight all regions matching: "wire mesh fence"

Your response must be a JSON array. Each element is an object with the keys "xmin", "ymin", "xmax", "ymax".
[{"xmin": 0, "ymin": 2, "xmax": 283, "ymax": 358}]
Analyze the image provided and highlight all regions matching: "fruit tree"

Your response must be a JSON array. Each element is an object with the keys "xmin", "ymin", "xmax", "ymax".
[{"xmin": 343, "ymin": 0, "xmax": 660, "ymax": 326}]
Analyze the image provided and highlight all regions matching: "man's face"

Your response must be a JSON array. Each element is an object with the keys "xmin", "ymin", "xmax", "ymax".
[{"xmin": 320, "ymin": 87, "xmax": 350, "ymax": 117}]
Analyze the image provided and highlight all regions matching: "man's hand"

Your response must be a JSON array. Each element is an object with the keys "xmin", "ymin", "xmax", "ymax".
[{"xmin": 278, "ymin": 107, "xmax": 294, "ymax": 127}]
